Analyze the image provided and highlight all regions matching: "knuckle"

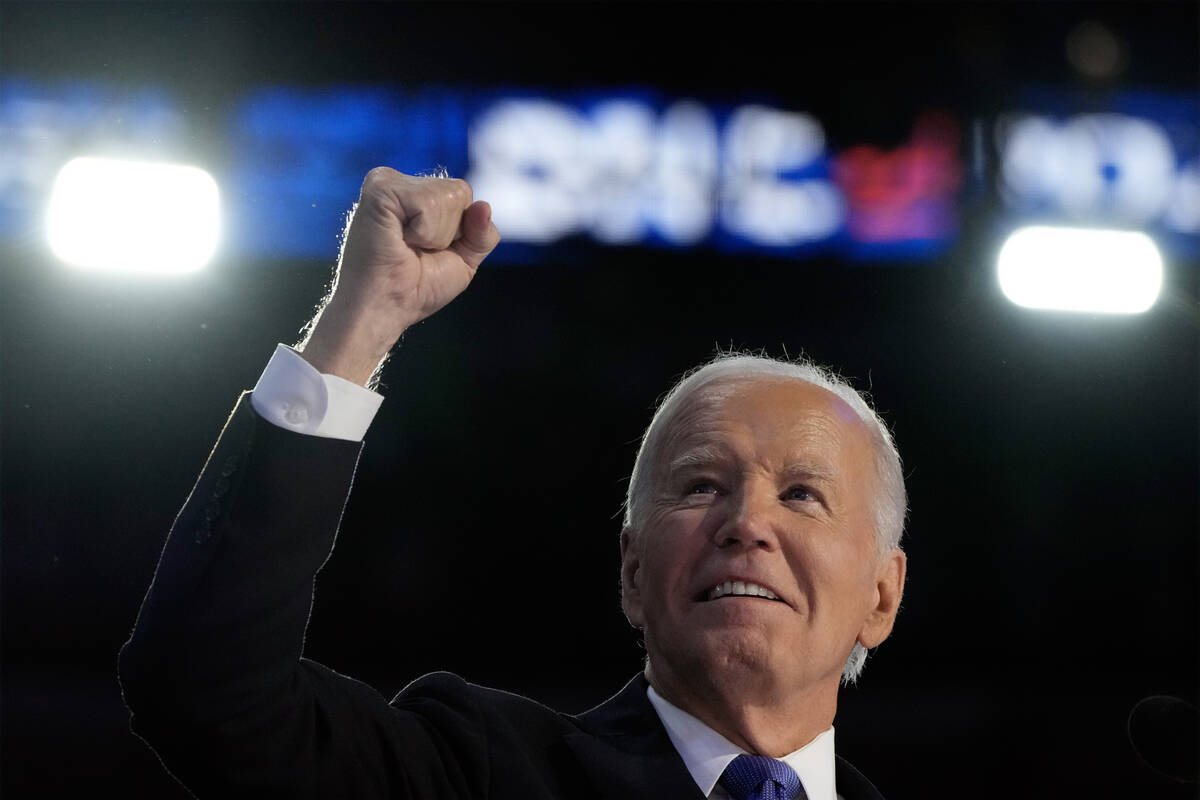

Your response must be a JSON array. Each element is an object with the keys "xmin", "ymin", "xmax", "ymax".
[
  {"xmin": 413, "ymin": 185, "xmax": 444, "ymax": 215},
  {"xmin": 427, "ymin": 183, "xmax": 463, "ymax": 211},
  {"xmin": 362, "ymin": 166, "xmax": 399, "ymax": 188}
]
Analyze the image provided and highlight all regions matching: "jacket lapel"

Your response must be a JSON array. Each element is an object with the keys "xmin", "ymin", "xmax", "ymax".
[
  {"xmin": 835, "ymin": 754, "xmax": 887, "ymax": 800},
  {"xmin": 564, "ymin": 673, "xmax": 706, "ymax": 800}
]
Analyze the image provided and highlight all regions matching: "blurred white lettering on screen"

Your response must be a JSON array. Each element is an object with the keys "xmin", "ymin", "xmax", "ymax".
[
  {"xmin": 998, "ymin": 112, "xmax": 1194, "ymax": 233},
  {"xmin": 467, "ymin": 97, "xmax": 842, "ymax": 247}
]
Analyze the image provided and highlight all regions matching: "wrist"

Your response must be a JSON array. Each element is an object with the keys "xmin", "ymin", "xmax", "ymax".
[{"xmin": 299, "ymin": 298, "xmax": 409, "ymax": 386}]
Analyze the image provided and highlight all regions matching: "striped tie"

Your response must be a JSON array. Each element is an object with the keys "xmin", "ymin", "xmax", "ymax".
[{"xmin": 718, "ymin": 754, "xmax": 808, "ymax": 800}]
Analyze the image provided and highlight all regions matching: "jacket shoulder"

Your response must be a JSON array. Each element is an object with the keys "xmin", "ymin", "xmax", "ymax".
[
  {"xmin": 392, "ymin": 671, "xmax": 581, "ymax": 736},
  {"xmin": 390, "ymin": 672, "xmax": 593, "ymax": 797}
]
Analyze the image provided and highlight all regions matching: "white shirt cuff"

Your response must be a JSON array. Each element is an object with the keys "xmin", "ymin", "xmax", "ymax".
[{"xmin": 250, "ymin": 344, "xmax": 384, "ymax": 442}]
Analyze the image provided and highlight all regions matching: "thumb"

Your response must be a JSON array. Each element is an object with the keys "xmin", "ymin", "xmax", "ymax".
[{"xmin": 450, "ymin": 201, "xmax": 501, "ymax": 270}]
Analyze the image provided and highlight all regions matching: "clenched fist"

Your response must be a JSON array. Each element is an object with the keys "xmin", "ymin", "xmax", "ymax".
[{"xmin": 299, "ymin": 167, "xmax": 501, "ymax": 386}]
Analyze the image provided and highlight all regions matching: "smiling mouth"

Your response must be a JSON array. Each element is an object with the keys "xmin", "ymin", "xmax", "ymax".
[{"xmin": 700, "ymin": 581, "xmax": 785, "ymax": 603}]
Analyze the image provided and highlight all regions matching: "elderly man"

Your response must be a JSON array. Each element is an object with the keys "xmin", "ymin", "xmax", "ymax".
[{"xmin": 120, "ymin": 169, "xmax": 907, "ymax": 800}]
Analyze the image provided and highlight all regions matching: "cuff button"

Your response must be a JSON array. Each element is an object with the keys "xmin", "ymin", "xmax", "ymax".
[{"xmin": 283, "ymin": 402, "xmax": 309, "ymax": 425}]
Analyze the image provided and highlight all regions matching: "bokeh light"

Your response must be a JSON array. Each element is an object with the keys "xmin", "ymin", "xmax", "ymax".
[
  {"xmin": 46, "ymin": 156, "xmax": 220, "ymax": 273},
  {"xmin": 998, "ymin": 225, "xmax": 1163, "ymax": 313}
]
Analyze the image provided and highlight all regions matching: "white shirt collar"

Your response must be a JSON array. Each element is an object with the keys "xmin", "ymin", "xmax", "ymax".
[{"xmin": 646, "ymin": 684, "xmax": 839, "ymax": 800}]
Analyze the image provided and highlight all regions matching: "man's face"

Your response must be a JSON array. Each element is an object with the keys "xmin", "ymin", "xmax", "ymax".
[{"xmin": 621, "ymin": 377, "xmax": 905, "ymax": 701}]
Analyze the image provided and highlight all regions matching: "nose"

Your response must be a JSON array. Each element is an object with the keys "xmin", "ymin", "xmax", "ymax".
[{"xmin": 711, "ymin": 484, "xmax": 779, "ymax": 551}]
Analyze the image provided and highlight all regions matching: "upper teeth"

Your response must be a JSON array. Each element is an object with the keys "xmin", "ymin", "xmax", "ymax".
[{"xmin": 707, "ymin": 581, "xmax": 780, "ymax": 601}]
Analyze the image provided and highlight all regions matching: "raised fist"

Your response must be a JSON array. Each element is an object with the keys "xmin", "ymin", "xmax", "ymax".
[{"xmin": 300, "ymin": 168, "xmax": 501, "ymax": 385}]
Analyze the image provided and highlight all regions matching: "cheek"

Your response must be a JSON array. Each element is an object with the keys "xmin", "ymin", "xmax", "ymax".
[
  {"xmin": 794, "ymin": 538, "xmax": 873, "ymax": 605},
  {"xmin": 639, "ymin": 534, "xmax": 696, "ymax": 606},
  {"xmin": 641, "ymin": 544, "xmax": 679, "ymax": 596},
  {"xmin": 832, "ymin": 556, "xmax": 880, "ymax": 617}
]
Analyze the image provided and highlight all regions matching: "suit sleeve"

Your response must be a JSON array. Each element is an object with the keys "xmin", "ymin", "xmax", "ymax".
[{"xmin": 118, "ymin": 393, "xmax": 491, "ymax": 799}]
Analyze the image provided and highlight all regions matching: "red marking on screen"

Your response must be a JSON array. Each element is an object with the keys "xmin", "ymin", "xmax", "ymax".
[{"xmin": 833, "ymin": 111, "xmax": 963, "ymax": 243}]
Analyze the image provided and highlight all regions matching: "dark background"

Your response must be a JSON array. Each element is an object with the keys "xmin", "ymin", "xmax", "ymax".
[{"xmin": 2, "ymin": 2, "xmax": 1197, "ymax": 798}]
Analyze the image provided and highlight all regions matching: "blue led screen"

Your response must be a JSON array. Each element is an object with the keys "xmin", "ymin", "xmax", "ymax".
[{"xmin": 2, "ymin": 79, "xmax": 1196, "ymax": 263}]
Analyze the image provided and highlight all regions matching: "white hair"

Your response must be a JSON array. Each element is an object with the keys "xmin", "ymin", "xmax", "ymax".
[{"xmin": 622, "ymin": 352, "xmax": 907, "ymax": 685}]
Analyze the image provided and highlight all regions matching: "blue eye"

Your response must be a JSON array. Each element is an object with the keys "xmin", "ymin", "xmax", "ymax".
[
  {"xmin": 688, "ymin": 482, "xmax": 719, "ymax": 495},
  {"xmin": 782, "ymin": 486, "xmax": 813, "ymax": 502}
]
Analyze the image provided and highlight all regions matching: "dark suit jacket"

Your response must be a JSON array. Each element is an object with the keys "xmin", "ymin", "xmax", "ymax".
[{"xmin": 119, "ymin": 393, "xmax": 886, "ymax": 799}]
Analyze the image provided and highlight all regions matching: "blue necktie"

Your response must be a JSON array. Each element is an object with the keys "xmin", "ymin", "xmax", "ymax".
[{"xmin": 718, "ymin": 754, "xmax": 807, "ymax": 800}]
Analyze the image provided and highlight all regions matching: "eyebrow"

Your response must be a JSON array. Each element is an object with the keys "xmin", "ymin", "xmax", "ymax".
[
  {"xmin": 667, "ymin": 444, "xmax": 837, "ymax": 485},
  {"xmin": 668, "ymin": 444, "xmax": 731, "ymax": 473},
  {"xmin": 779, "ymin": 462, "xmax": 837, "ymax": 486}
]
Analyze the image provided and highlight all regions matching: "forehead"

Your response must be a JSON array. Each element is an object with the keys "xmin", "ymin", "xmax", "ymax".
[{"xmin": 658, "ymin": 376, "xmax": 871, "ymax": 466}]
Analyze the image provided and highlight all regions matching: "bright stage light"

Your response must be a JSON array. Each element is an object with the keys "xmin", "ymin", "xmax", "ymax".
[
  {"xmin": 46, "ymin": 157, "xmax": 220, "ymax": 273},
  {"xmin": 998, "ymin": 226, "xmax": 1163, "ymax": 313}
]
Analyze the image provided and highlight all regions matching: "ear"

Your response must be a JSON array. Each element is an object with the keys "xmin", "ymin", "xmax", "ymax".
[
  {"xmin": 856, "ymin": 548, "xmax": 906, "ymax": 649},
  {"xmin": 619, "ymin": 526, "xmax": 645, "ymax": 629}
]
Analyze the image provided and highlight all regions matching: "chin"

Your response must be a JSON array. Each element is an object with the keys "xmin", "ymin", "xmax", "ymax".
[{"xmin": 663, "ymin": 630, "xmax": 779, "ymax": 690}]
